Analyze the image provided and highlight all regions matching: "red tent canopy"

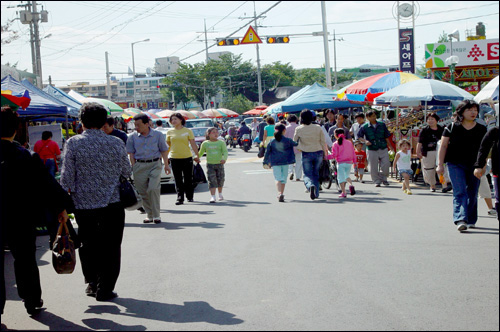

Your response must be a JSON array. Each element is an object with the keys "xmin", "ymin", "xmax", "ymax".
[{"xmin": 243, "ymin": 105, "xmax": 267, "ymax": 115}]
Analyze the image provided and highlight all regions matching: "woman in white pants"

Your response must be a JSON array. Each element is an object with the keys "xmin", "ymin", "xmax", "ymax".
[{"xmin": 417, "ymin": 113, "xmax": 444, "ymax": 192}]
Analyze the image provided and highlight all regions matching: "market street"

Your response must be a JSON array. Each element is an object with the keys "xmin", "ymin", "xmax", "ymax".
[{"xmin": 2, "ymin": 147, "xmax": 499, "ymax": 331}]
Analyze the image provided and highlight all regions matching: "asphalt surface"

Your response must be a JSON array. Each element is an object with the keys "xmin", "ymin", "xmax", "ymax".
[{"xmin": 2, "ymin": 147, "xmax": 499, "ymax": 331}]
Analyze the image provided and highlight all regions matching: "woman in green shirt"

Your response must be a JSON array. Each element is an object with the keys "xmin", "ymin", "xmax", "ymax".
[
  {"xmin": 166, "ymin": 113, "xmax": 200, "ymax": 205},
  {"xmin": 262, "ymin": 117, "xmax": 276, "ymax": 148},
  {"xmin": 199, "ymin": 128, "xmax": 228, "ymax": 203}
]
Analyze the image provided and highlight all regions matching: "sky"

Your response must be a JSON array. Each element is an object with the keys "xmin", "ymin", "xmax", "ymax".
[{"xmin": 1, "ymin": 1, "xmax": 499, "ymax": 87}]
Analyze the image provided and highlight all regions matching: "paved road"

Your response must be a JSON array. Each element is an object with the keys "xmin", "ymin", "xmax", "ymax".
[{"xmin": 2, "ymin": 147, "xmax": 499, "ymax": 331}]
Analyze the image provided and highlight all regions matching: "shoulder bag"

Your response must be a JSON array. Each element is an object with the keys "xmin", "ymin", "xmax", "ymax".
[
  {"xmin": 119, "ymin": 175, "xmax": 143, "ymax": 211},
  {"xmin": 52, "ymin": 222, "xmax": 76, "ymax": 274}
]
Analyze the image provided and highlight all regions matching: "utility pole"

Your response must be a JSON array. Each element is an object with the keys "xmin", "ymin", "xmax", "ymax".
[
  {"xmin": 105, "ymin": 52, "xmax": 111, "ymax": 100},
  {"xmin": 254, "ymin": 1, "xmax": 263, "ymax": 105},
  {"xmin": 17, "ymin": 1, "xmax": 47, "ymax": 88},
  {"xmin": 239, "ymin": 2, "xmax": 264, "ymax": 105},
  {"xmin": 32, "ymin": 1, "xmax": 42, "ymax": 88},
  {"xmin": 332, "ymin": 30, "xmax": 344, "ymax": 89},
  {"xmin": 321, "ymin": 1, "xmax": 332, "ymax": 89},
  {"xmin": 204, "ymin": 19, "xmax": 209, "ymax": 64}
]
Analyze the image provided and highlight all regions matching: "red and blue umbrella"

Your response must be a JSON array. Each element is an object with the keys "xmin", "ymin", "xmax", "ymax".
[
  {"xmin": 344, "ymin": 71, "xmax": 421, "ymax": 103},
  {"xmin": 1, "ymin": 89, "xmax": 31, "ymax": 110}
]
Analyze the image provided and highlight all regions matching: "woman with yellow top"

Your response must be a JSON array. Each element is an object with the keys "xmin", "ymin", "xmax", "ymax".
[{"xmin": 166, "ymin": 113, "xmax": 201, "ymax": 205}]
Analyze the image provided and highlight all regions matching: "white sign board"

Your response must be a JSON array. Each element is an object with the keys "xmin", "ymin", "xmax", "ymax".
[
  {"xmin": 28, "ymin": 124, "xmax": 63, "ymax": 150},
  {"xmin": 425, "ymin": 38, "xmax": 499, "ymax": 68}
]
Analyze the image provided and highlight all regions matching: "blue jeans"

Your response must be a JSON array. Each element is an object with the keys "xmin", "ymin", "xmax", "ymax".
[
  {"xmin": 44, "ymin": 159, "xmax": 56, "ymax": 177},
  {"xmin": 302, "ymin": 151, "xmax": 323, "ymax": 198},
  {"xmin": 447, "ymin": 163, "xmax": 480, "ymax": 225}
]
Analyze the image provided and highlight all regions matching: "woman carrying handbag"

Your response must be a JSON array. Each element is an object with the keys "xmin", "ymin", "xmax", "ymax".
[{"xmin": 60, "ymin": 103, "xmax": 132, "ymax": 301}]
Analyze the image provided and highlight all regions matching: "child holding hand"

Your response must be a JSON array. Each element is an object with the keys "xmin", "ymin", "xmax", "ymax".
[
  {"xmin": 199, "ymin": 128, "xmax": 228, "ymax": 203},
  {"xmin": 327, "ymin": 128, "xmax": 356, "ymax": 198}
]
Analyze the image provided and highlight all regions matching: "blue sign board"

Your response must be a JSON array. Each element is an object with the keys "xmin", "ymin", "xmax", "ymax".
[{"xmin": 399, "ymin": 28, "xmax": 415, "ymax": 73}]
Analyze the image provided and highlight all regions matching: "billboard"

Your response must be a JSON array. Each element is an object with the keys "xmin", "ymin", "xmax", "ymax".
[
  {"xmin": 425, "ymin": 38, "xmax": 499, "ymax": 68},
  {"xmin": 399, "ymin": 28, "xmax": 415, "ymax": 74}
]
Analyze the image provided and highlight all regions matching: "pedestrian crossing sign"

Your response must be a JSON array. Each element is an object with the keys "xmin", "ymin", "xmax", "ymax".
[{"xmin": 240, "ymin": 26, "xmax": 262, "ymax": 44}]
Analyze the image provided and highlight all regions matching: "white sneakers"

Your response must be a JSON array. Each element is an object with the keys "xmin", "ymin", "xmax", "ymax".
[
  {"xmin": 210, "ymin": 194, "xmax": 224, "ymax": 203},
  {"xmin": 456, "ymin": 221, "xmax": 468, "ymax": 232}
]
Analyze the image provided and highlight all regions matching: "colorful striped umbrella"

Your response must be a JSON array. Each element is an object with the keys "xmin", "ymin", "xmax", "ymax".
[
  {"xmin": 1, "ymin": 89, "xmax": 31, "ymax": 110},
  {"xmin": 176, "ymin": 110, "xmax": 197, "ymax": 120},
  {"xmin": 217, "ymin": 108, "xmax": 239, "ymax": 118},
  {"xmin": 344, "ymin": 72, "xmax": 421, "ymax": 103},
  {"xmin": 144, "ymin": 111, "xmax": 161, "ymax": 119},
  {"xmin": 202, "ymin": 108, "xmax": 227, "ymax": 118},
  {"xmin": 157, "ymin": 110, "xmax": 176, "ymax": 118},
  {"xmin": 188, "ymin": 110, "xmax": 209, "ymax": 118}
]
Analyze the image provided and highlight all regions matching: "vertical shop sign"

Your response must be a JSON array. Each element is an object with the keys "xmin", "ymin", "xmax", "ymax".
[{"xmin": 399, "ymin": 28, "xmax": 415, "ymax": 73}]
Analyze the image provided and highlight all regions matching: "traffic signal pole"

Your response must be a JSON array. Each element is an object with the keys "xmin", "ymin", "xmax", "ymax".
[
  {"xmin": 321, "ymin": 1, "xmax": 332, "ymax": 89},
  {"xmin": 253, "ymin": 1, "xmax": 263, "ymax": 105}
]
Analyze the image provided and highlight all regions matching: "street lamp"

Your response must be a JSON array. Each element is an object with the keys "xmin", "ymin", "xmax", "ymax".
[
  {"xmin": 445, "ymin": 55, "xmax": 459, "ymax": 85},
  {"xmin": 446, "ymin": 30, "xmax": 460, "ymax": 85},
  {"xmin": 131, "ymin": 38, "xmax": 150, "ymax": 109}
]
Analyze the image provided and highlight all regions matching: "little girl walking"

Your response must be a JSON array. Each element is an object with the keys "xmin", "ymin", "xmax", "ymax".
[
  {"xmin": 393, "ymin": 139, "xmax": 413, "ymax": 195},
  {"xmin": 263, "ymin": 124, "xmax": 299, "ymax": 202},
  {"xmin": 198, "ymin": 128, "xmax": 228, "ymax": 203},
  {"xmin": 327, "ymin": 128, "xmax": 356, "ymax": 198}
]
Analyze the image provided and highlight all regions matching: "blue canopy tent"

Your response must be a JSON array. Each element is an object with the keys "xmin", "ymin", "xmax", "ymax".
[
  {"xmin": 271, "ymin": 82, "xmax": 361, "ymax": 114},
  {"xmin": 1, "ymin": 75, "xmax": 67, "ymax": 118},
  {"xmin": 43, "ymin": 85, "xmax": 81, "ymax": 118}
]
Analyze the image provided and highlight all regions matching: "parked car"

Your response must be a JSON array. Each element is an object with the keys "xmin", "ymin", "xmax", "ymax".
[
  {"xmin": 189, "ymin": 127, "xmax": 225, "ymax": 149},
  {"xmin": 155, "ymin": 127, "xmax": 175, "ymax": 188},
  {"xmin": 185, "ymin": 119, "xmax": 216, "ymax": 128},
  {"xmin": 156, "ymin": 119, "xmax": 172, "ymax": 129}
]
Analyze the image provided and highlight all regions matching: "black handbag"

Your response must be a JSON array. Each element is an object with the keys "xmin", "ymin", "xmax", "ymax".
[
  {"xmin": 52, "ymin": 222, "xmax": 76, "ymax": 274},
  {"xmin": 258, "ymin": 145, "xmax": 266, "ymax": 158},
  {"xmin": 119, "ymin": 175, "xmax": 142, "ymax": 211},
  {"xmin": 193, "ymin": 163, "xmax": 207, "ymax": 184}
]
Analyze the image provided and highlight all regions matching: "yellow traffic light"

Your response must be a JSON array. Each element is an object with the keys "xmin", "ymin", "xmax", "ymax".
[
  {"xmin": 266, "ymin": 36, "xmax": 289, "ymax": 44},
  {"xmin": 217, "ymin": 38, "xmax": 240, "ymax": 46}
]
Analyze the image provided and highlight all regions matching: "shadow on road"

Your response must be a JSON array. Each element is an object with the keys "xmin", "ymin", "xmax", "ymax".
[
  {"xmin": 462, "ymin": 227, "xmax": 499, "ymax": 235},
  {"xmin": 160, "ymin": 209, "xmax": 215, "ymax": 215},
  {"xmin": 84, "ymin": 298, "xmax": 244, "ymax": 327},
  {"xmin": 125, "ymin": 221, "xmax": 225, "ymax": 230},
  {"xmin": 31, "ymin": 310, "xmax": 94, "ymax": 331}
]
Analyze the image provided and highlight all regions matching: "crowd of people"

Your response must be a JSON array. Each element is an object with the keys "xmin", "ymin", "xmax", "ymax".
[{"xmin": 0, "ymin": 98, "xmax": 498, "ymax": 318}]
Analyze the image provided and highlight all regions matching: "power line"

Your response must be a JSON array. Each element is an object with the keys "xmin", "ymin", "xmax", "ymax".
[
  {"xmin": 165, "ymin": 1, "xmax": 249, "ymax": 59},
  {"xmin": 178, "ymin": 1, "xmax": 282, "ymax": 62}
]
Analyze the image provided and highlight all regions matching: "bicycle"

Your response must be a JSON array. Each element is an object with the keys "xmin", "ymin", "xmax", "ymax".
[{"xmin": 322, "ymin": 160, "xmax": 341, "ymax": 192}]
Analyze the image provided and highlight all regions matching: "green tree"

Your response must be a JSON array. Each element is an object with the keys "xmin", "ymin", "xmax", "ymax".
[
  {"xmin": 205, "ymin": 53, "xmax": 256, "ymax": 98},
  {"xmin": 221, "ymin": 94, "xmax": 254, "ymax": 114},
  {"xmin": 293, "ymin": 68, "xmax": 326, "ymax": 87},
  {"xmin": 261, "ymin": 61, "xmax": 295, "ymax": 89},
  {"xmin": 161, "ymin": 62, "xmax": 219, "ymax": 110}
]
